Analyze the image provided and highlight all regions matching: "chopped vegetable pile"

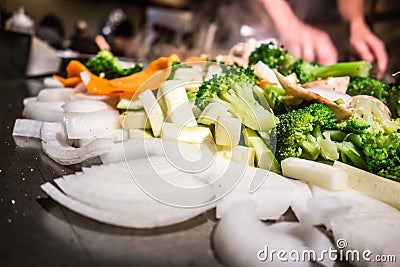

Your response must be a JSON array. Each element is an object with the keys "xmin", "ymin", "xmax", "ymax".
[
  {"xmin": 11, "ymin": 41, "xmax": 400, "ymax": 267},
  {"xmin": 248, "ymin": 42, "xmax": 400, "ymax": 181}
]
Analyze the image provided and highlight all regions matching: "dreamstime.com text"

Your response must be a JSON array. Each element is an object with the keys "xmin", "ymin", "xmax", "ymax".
[{"xmin": 257, "ymin": 238, "xmax": 397, "ymax": 264}]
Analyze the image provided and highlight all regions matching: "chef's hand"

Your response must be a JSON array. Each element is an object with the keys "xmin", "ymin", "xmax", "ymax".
[
  {"xmin": 348, "ymin": 19, "xmax": 387, "ymax": 79},
  {"xmin": 278, "ymin": 21, "xmax": 338, "ymax": 66},
  {"xmin": 261, "ymin": 0, "xmax": 338, "ymax": 65}
]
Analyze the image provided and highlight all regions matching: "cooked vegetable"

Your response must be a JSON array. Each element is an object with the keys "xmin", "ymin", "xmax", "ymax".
[
  {"xmin": 62, "ymin": 98, "xmax": 112, "ymax": 113},
  {"xmin": 53, "ymin": 60, "xmax": 88, "ymax": 87},
  {"xmin": 387, "ymin": 71, "xmax": 400, "ymax": 118},
  {"xmin": 343, "ymin": 108, "xmax": 399, "ymax": 173},
  {"xmin": 12, "ymin": 119, "xmax": 43, "ymax": 139},
  {"xmin": 195, "ymin": 69, "xmax": 276, "ymax": 132},
  {"xmin": 333, "ymin": 161, "xmax": 400, "ymax": 209},
  {"xmin": 172, "ymin": 66, "xmax": 203, "ymax": 82},
  {"xmin": 159, "ymin": 80, "xmax": 197, "ymax": 127},
  {"xmin": 257, "ymin": 83, "xmax": 287, "ymax": 115},
  {"xmin": 116, "ymin": 98, "xmax": 143, "ymax": 111},
  {"xmin": 161, "ymin": 122, "xmax": 213, "ymax": 144},
  {"xmin": 275, "ymin": 103, "xmax": 339, "ymax": 162},
  {"xmin": 248, "ymin": 42, "xmax": 298, "ymax": 75},
  {"xmin": 57, "ymin": 56, "xmax": 177, "ymax": 96},
  {"xmin": 40, "ymin": 156, "xmax": 212, "ymax": 228},
  {"xmin": 41, "ymin": 122, "xmax": 113, "ymax": 165},
  {"xmin": 302, "ymin": 76, "xmax": 350, "ymax": 93},
  {"xmin": 118, "ymin": 111, "xmax": 151, "ymax": 130},
  {"xmin": 215, "ymin": 116, "xmax": 242, "ymax": 147},
  {"xmin": 346, "ymin": 76, "xmax": 388, "ymax": 103},
  {"xmin": 249, "ymin": 42, "xmax": 372, "ymax": 83},
  {"xmin": 197, "ymin": 102, "xmax": 232, "ymax": 125},
  {"xmin": 52, "ymin": 75, "xmax": 82, "ymax": 87},
  {"xmin": 274, "ymin": 70, "xmax": 352, "ymax": 119},
  {"xmin": 243, "ymin": 128, "xmax": 281, "ymax": 173},
  {"xmin": 291, "ymin": 60, "xmax": 372, "ymax": 84},
  {"xmin": 281, "ymin": 157, "xmax": 348, "ymax": 190},
  {"xmin": 85, "ymin": 50, "xmax": 142, "ymax": 79},
  {"xmin": 37, "ymin": 88, "xmax": 74, "ymax": 102},
  {"xmin": 23, "ymin": 100, "xmax": 64, "ymax": 122},
  {"xmin": 213, "ymin": 201, "xmax": 306, "ymax": 267},
  {"xmin": 109, "ymin": 55, "xmax": 179, "ymax": 92},
  {"xmin": 252, "ymin": 61, "xmax": 283, "ymax": 88},
  {"xmin": 138, "ymin": 89, "xmax": 165, "ymax": 137},
  {"xmin": 63, "ymin": 109, "xmax": 120, "ymax": 139},
  {"xmin": 275, "ymin": 96, "xmax": 400, "ymax": 181},
  {"xmin": 216, "ymin": 145, "xmax": 255, "ymax": 166}
]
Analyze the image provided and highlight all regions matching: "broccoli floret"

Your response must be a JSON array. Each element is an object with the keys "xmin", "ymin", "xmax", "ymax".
[
  {"xmin": 86, "ymin": 50, "xmax": 142, "ymax": 79},
  {"xmin": 292, "ymin": 60, "xmax": 372, "ymax": 83},
  {"xmin": 248, "ymin": 42, "xmax": 299, "ymax": 75},
  {"xmin": 349, "ymin": 132, "xmax": 400, "ymax": 181},
  {"xmin": 275, "ymin": 103, "xmax": 338, "ymax": 162},
  {"xmin": 387, "ymin": 71, "xmax": 400, "ymax": 119},
  {"xmin": 337, "ymin": 98, "xmax": 400, "ymax": 181},
  {"xmin": 347, "ymin": 76, "xmax": 388, "ymax": 103},
  {"xmin": 334, "ymin": 116, "xmax": 371, "ymax": 133},
  {"xmin": 195, "ymin": 70, "xmax": 276, "ymax": 132},
  {"xmin": 248, "ymin": 42, "xmax": 372, "ymax": 83}
]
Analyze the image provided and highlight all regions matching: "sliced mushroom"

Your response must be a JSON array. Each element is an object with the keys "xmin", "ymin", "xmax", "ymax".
[
  {"xmin": 274, "ymin": 70, "xmax": 353, "ymax": 120},
  {"xmin": 302, "ymin": 76, "xmax": 350, "ymax": 94}
]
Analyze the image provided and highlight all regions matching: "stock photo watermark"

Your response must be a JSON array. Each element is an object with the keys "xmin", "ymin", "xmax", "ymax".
[{"xmin": 257, "ymin": 238, "xmax": 397, "ymax": 264}]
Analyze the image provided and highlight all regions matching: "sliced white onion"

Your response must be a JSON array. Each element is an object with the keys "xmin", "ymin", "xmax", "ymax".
[
  {"xmin": 72, "ymin": 82, "xmax": 87, "ymax": 93},
  {"xmin": 37, "ymin": 88, "xmax": 74, "ymax": 102},
  {"xmin": 69, "ymin": 92, "xmax": 119, "ymax": 107},
  {"xmin": 23, "ymin": 96, "xmax": 37, "ymax": 106},
  {"xmin": 112, "ymin": 128, "xmax": 129, "ymax": 143},
  {"xmin": 63, "ymin": 109, "xmax": 120, "ymax": 139},
  {"xmin": 216, "ymin": 171, "xmax": 297, "ymax": 220},
  {"xmin": 310, "ymin": 185, "xmax": 399, "ymax": 218},
  {"xmin": 22, "ymin": 100, "xmax": 64, "ymax": 122},
  {"xmin": 62, "ymin": 98, "xmax": 113, "ymax": 113},
  {"xmin": 287, "ymin": 179, "xmax": 313, "ymax": 223},
  {"xmin": 213, "ymin": 201, "xmax": 308, "ymax": 267},
  {"xmin": 54, "ymin": 159, "xmax": 210, "ymax": 210},
  {"xmin": 12, "ymin": 118, "xmax": 43, "ymax": 149},
  {"xmin": 41, "ymin": 182, "xmax": 210, "ymax": 228},
  {"xmin": 100, "ymin": 138, "xmax": 164, "ymax": 164},
  {"xmin": 40, "ymin": 155, "xmax": 215, "ymax": 228},
  {"xmin": 43, "ymin": 77, "xmax": 64, "ymax": 88},
  {"xmin": 302, "ymin": 186, "xmax": 400, "ymax": 229},
  {"xmin": 12, "ymin": 119, "xmax": 43, "ymax": 139},
  {"xmin": 41, "ymin": 122, "xmax": 113, "ymax": 165}
]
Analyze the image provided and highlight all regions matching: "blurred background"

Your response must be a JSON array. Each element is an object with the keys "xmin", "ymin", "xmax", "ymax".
[{"xmin": 0, "ymin": 0, "xmax": 399, "ymax": 78}]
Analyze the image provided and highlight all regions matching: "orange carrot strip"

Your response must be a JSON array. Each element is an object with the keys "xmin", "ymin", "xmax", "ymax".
[
  {"xmin": 81, "ymin": 71, "xmax": 124, "ymax": 96},
  {"xmin": 66, "ymin": 60, "xmax": 89, "ymax": 77},
  {"xmin": 53, "ymin": 75, "xmax": 82, "ymax": 87},
  {"xmin": 108, "ymin": 55, "xmax": 179, "ymax": 92},
  {"xmin": 256, "ymin": 79, "xmax": 277, "ymax": 86}
]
